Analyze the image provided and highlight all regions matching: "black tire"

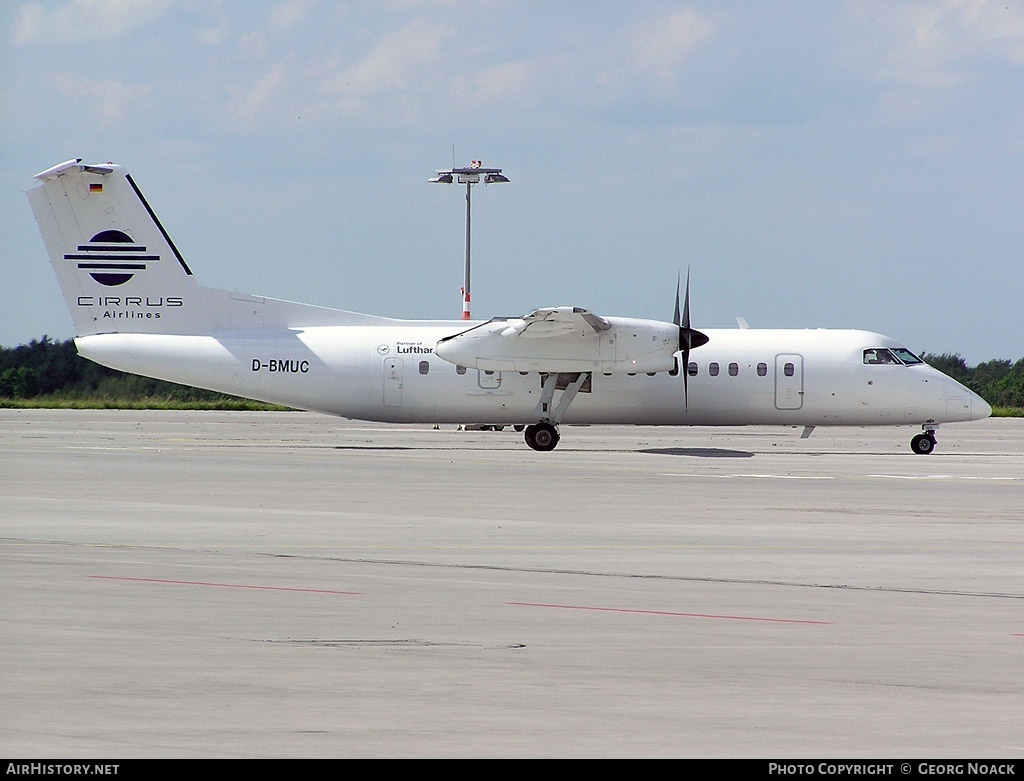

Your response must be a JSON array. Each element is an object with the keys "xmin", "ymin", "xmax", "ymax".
[
  {"xmin": 524, "ymin": 424, "xmax": 537, "ymax": 449},
  {"xmin": 530, "ymin": 422, "xmax": 559, "ymax": 452},
  {"xmin": 911, "ymin": 433, "xmax": 936, "ymax": 455}
]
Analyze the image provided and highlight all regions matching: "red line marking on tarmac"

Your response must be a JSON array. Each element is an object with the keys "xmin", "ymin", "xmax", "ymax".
[
  {"xmin": 507, "ymin": 601, "xmax": 830, "ymax": 625},
  {"xmin": 89, "ymin": 575, "xmax": 362, "ymax": 595}
]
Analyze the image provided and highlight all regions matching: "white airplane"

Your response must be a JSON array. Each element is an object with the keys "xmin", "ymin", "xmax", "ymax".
[{"xmin": 27, "ymin": 158, "xmax": 990, "ymax": 453}]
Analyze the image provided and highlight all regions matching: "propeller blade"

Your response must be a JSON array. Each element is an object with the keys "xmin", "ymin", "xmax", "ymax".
[
  {"xmin": 682, "ymin": 269, "xmax": 691, "ymax": 330},
  {"xmin": 675, "ymin": 269, "xmax": 709, "ymax": 410},
  {"xmin": 673, "ymin": 274, "xmax": 681, "ymax": 327}
]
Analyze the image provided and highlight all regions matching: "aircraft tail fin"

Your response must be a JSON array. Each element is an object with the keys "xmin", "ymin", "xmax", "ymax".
[
  {"xmin": 27, "ymin": 159, "xmax": 215, "ymax": 336},
  {"xmin": 28, "ymin": 159, "xmax": 398, "ymax": 336}
]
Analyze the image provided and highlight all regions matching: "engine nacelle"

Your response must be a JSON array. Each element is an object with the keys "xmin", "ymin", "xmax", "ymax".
[{"xmin": 435, "ymin": 313, "xmax": 681, "ymax": 373}]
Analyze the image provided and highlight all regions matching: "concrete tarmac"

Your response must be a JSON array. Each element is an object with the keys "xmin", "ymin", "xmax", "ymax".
[{"xmin": 1, "ymin": 410, "xmax": 1022, "ymax": 758}]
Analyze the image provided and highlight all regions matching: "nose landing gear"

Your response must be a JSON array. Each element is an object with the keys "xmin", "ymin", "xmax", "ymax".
[{"xmin": 910, "ymin": 425, "xmax": 938, "ymax": 455}]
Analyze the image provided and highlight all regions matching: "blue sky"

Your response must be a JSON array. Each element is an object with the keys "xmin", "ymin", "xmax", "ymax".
[{"xmin": 2, "ymin": 0, "xmax": 1022, "ymax": 364}]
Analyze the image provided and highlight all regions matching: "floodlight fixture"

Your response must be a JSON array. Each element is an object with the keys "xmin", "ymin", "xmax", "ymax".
[{"xmin": 429, "ymin": 161, "xmax": 509, "ymax": 319}]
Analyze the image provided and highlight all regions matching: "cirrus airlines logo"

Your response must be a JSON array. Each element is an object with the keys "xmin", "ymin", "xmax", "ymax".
[{"xmin": 63, "ymin": 229, "xmax": 159, "ymax": 287}]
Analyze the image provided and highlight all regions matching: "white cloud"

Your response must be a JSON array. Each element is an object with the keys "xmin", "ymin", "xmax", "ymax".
[
  {"xmin": 964, "ymin": 0, "xmax": 1024, "ymax": 63},
  {"xmin": 320, "ymin": 20, "xmax": 445, "ymax": 96},
  {"xmin": 13, "ymin": 0, "xmax": 173, "ymax": 45},
  {"xmin": 195, "ymin": 18, "xmax": 231, "ymax": 45},
  {"xmin": 51, "ymin": 72, "xmax": 153, "ymax": 126},
  {"xmin": 459, "ymin": 59, "xmax": 545, "ymax": 104},
  {"xmin": 629, "ymin": 8, "xmax": 715, "ymax": 84},
  {"xmin": 270, "ymin": 0, "xmax": 317, "ymax": 29},
  {"xmin": 225, "ymin": 60, "xmax": 292, "ymax": 125},
  {"xmin": 856, "ymin": 0, "xmax": 1024, "ymax": 88},
  {"xmin": 239, "ymin": 30, "xmax": 268, "ymax": 58}
]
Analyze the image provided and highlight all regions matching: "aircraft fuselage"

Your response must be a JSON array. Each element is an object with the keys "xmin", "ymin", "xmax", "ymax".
[{"xmin": 75, "ymin": 325, "xmax": 986, "ymax": 428}]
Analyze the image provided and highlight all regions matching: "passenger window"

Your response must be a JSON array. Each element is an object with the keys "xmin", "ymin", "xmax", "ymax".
[
  {"xmin": 709, "ymin": 362, "xmax": 719, "ymax": 377},
  {"xmin": 728, "ymin": 363, "xmax": 738, "ymax": 376},
  {"xmin": 687, "ymin": 362, "xmax": 697, "ymax": 377},
  {"xmin": 784, "ymin": 362, "xmax": 795, "ymax": 377},
  {"xmin": 757, "ymin": 362, "xmax": 767, "ymax": 376},
  {"xmin": 418, "ymin": 360, "xmax": 429, "ymax": 375}
]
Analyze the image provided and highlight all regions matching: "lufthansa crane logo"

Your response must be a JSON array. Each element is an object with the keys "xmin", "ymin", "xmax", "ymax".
[{"xmin": 64, "ymin": 229, "xmax": 159, "ymax": 287}]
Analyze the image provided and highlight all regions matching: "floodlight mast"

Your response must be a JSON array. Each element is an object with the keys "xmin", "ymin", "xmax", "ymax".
[{"xmin": 429, "ymin": 161, "xmax": 509, "ymax": 319}]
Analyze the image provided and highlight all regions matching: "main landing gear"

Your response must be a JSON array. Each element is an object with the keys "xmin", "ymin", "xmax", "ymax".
[
  {"xmin": 524, "ymin": 422, "xmax": 559, "ymax": 452},
  {"xmin": 522, "ymin": 372, "xmax": 589, "ymax": 452},
  {"xmin": 910, "ymin": 424, "xmax": 938, "ymax": 455}
]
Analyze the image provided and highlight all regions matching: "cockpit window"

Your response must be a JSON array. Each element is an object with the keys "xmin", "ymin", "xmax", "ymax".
[
  {"xmin": 890, "ymin": 347, "xmax": 922, "ymax": 365},
  {"xmin": 863, "ymin": 347, "xmax": 923, "ymax": 365},
  {"xmin": 863, "ymin": 348, "xmax": 898, "ymax": 365}
]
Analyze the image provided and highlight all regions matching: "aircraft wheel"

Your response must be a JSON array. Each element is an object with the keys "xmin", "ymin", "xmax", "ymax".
[
  {"xmin": 527, "ymin": 422, "xmax": 559, "ymax": 452},
  {"xmin": 513, "ymin": 424, "xmax": 525, "ymax": 432},
  {"xmin": 910, "ymin": 433, "xmax": 936, "ymax": 455}
]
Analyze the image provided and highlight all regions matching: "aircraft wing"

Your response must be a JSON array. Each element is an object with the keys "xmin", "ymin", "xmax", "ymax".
[
  {"xmin": 435, "ymin": 307, "xmax": 679, "ymax": 374},
  {"xmin": 507, "ymin": 307, "xmax": 612, "ymax": 337}
]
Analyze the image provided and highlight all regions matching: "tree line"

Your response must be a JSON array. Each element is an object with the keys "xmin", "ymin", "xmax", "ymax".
[
  {"xmin": 1, "ymin": 337, "xmax": 1022, "ymax": 411},
  {"xmin": 0, "ymin": 337, "xmax": 249, "ymax": 406},
  {"xmin": 919, "ymin": 353, "xmax": 1024, "ymax": 410}
]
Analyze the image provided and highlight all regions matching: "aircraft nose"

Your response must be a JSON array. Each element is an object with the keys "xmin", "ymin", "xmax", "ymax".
[
  {"xmin": 936, "ymin": 372, "xmax": 991, "ymax": 422},
  {"xmin": 971, "ymin": 390, "xmax": 992, "ymax": 421},
  {"xmin": 945, "ymin": 375, "xmax": 992, "ymax": 421}
]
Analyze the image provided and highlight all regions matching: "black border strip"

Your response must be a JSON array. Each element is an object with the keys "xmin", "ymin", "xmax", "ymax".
[
  {"xmin": 65, "ymin": 255, "xmax": 159, "ymax": 262},
  {"xmin": 78, "ymin": 244, "xmax": 148, "ymax": 252},
  {"xmin": 125, "ymin": 173, "xmax": 193, "ymax": 276},
  {"xmin": 76, "ymin": 263, "xmax": 148, "ymax": 270}
]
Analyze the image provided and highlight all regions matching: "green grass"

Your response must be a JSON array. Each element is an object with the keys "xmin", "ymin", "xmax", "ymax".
[{"xmin": 991, "ymin": 406, "xmax": 1024, "ymax": 417}]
